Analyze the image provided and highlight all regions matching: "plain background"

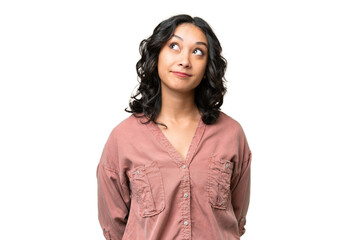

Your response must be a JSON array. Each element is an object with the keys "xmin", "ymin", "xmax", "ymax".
[{"xmin": 1, "ymin": 0, "xmax": 359, "ymax": 239}]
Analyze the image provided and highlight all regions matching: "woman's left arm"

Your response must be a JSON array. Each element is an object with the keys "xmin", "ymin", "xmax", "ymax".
[{"xmin": 231, "ymin": 128, "xmax": 252, "ymax": 237}]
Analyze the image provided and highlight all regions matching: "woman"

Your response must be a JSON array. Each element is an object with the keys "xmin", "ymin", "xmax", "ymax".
[{"xmin": 97, "ymin": 14, "xmax": 252, "ymax": 240}]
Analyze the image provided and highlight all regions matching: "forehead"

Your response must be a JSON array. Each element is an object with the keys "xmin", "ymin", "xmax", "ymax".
[{"xmin": 172, "ymin": 23, "xmax": 208, "ymax": 45}]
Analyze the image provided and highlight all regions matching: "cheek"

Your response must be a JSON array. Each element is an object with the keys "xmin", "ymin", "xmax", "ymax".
[
  {"xmin": 158, "ymin": 53, "xmax": 172, "ymax": 71},
  {"xmin": 157, "ymin": 55, "xmax": 167, "ymax": 74},
  {"xmin": 196, "ymin": 61, "xmax": 207, "ymax": 76},
  {"xmin": 157, "ymin": 53, "xmax": 164, "ymax": 68}
]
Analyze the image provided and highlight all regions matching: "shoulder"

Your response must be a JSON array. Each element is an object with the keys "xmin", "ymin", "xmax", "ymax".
[
  {"xmin": 216, "ymin": 111, "xmax": 246, "ymax": 136},
  {"xmin": 217, "ymin": 111, "xmax": 251, "ymax": 156},
  {"xmin": 109, "ymin": 114, "xmax": 143, "ymax": 139},
  {"xmin": 100, "ymin": 114, "xmax": 140, "ymax": 170}
]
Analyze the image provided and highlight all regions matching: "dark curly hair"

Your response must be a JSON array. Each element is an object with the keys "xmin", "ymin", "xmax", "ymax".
[{"xmin": 125, "ymin": 14, "xmax": 227, "ymax": 128}]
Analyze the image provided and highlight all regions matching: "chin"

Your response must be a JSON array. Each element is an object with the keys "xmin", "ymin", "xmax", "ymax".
[
  {"xmin": 168, "ymin": 85, "xmax": 195, "ymax": 93},
  {"xmin": 161, "ymin": 80, "xmax": 199, "ymax": 93}
]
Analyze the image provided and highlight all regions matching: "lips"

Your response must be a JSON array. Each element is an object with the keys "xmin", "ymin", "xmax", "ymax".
[{"xmin": 172, "ymin": 71, "xmax": 192, "ymax": 78}]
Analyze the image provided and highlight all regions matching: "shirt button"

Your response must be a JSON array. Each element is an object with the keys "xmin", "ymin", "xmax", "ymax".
[
  {"xmin": 184, "ymin": 193, "xmax": 188, "ymax": 198},
  {"xmin": 184, "ymin": 221, "xmax": 189, "ymax": 226},
  {"xmin": 182, "ymin": 164, "xmax": 186, "ymax": 169}
]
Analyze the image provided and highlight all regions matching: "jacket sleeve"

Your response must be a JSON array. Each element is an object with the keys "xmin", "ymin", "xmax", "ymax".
[
  {"xmin": 97, "ymin": 129, "xmax": 130, "ymax": 240},
  {"xmin": 230, "ymin": 128, "xmax": 252, "ymax": 238}
]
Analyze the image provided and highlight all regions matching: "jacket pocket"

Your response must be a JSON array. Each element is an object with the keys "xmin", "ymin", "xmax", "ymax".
[
  {"xmin": 207, "ymin": 156, "xmax": 234, "ymax": 209},
  {"xmin": 128, "ymin": 161, "xmax": 165, "ymax": 217}
]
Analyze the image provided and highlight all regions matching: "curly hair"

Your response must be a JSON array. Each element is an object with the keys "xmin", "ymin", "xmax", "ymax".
[{"xmin": 125, "ymin": 14, "xmax": 227, "ymax": 128}]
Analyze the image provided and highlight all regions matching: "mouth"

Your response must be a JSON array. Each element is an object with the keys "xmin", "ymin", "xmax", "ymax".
[{"xmin": 171, "ymin": 71, "xmax": 192, "ymax": 78}]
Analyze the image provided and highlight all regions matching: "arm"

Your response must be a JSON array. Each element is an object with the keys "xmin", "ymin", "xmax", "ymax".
[
  {"xmin": 231, "ymin": 129, "xmax": 252, "ymax": 237},
  {"xmin": 97, "ymin": 130, "xmax": 130, "ymax": 240}
]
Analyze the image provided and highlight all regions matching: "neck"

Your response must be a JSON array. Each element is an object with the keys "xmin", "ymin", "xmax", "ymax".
[{"xmin": 157, "ymin": 87, "xmax": 200, "ymax": 123}]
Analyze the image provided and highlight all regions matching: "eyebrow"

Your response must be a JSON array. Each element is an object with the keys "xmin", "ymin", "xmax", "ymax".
[{"xmin": 172, "ymin": 34, "xmax": 208, "ymax": 49}]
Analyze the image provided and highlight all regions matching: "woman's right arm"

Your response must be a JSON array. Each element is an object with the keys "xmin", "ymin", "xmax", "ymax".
[{"xmin": 97, "ymin": 129, "xmax": 130, "ymax": 240}]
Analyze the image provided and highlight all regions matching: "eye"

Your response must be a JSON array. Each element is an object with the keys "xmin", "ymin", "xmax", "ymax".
[
  {"xmin": 169, "ymin": 43, "xmax": 180, "ymax": 50},
  {"xmin": 193, "ymin": 49, "xmax": 204, "ymax": 56}
]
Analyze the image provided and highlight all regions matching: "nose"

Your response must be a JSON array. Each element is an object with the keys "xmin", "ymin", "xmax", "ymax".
[{"xmin": 178, "ymin": 51, "xmax": 191, "ymax": 68}]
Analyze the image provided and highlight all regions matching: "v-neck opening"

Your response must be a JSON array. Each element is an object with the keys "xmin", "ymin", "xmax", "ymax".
[{"xmin": 144, "ymin": 115, "xmax": 206, "ymax": 167}]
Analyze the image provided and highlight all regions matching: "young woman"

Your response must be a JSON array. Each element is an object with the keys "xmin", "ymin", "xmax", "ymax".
[{"xmin": 97, "ymin": 14, "xmax": 252, "ymax": 240}]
